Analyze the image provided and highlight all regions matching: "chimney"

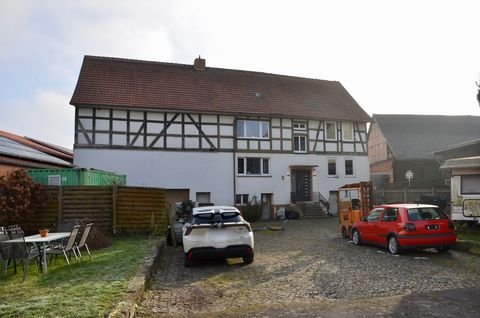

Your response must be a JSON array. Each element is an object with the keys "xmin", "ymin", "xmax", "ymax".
[{"xmin": 193, "ymin": 55, "xmax": 206, "ymax": 71}]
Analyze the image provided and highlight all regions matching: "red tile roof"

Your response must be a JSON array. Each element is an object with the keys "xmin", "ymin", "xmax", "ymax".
[{"xmin": 70, "ymin": 56, "xmax": 371, "ymax": 122}]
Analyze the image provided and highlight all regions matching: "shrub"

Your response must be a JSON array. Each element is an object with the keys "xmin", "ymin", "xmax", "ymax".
[
  {"xmin": 0, "ymin": 170, "xmax": 47, "ymax": 226},
  {"xmin": 238, "ymin": 204, "xmax": 262, "ymax": 222}
]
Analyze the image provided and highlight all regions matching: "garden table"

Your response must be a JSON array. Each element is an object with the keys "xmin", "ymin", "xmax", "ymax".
[{"xmin": 3, "ymin": 232, "xmax": 70, "ymax": 274}]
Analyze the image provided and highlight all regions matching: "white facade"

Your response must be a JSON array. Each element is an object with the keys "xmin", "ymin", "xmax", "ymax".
[{"xmin": 73, "ymin": 107, "xmax": 371, "ymax": 207}]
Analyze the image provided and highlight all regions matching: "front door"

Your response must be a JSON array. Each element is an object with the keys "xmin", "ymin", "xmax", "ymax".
[
  {"xmin": 295, "ymin": 170, "xmax": 311, "ymax": 202},
  {"xmin": 261, "ymin": 193, "xmax": 273, "ymax": 220}
]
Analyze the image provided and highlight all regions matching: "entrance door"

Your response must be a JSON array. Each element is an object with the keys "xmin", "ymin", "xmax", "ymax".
[
  {"xmin": 261, "ymin": 193, "xmax": 273, "ymax": 220},
  {"xmin": 295, "ymin": 170, "xmax": 311, "ymax": 202}
]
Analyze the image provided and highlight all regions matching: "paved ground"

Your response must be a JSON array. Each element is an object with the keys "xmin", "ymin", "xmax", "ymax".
[{"xmin": 137, "ymin": 218, "xmax": 480, "ymax": 317}]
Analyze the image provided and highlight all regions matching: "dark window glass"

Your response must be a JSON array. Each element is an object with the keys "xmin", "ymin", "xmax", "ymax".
[
  {"xmin": 381, "ymin": 208, "xmax": 398, "ymax": 222},
  {"xmin": 328, "ymin": 160, "xmax": 336, "ymax": 176},
  {"xmin": 262, "ymin": 158, "xmax": 269, "ymax": 174},
  {"xmin": 237, "ymin": 158, "xmax": 244, "ymax": 174},
  {"xmin": 408, "ymin": 208, "xmax": 447, "ymax": 221},
  {"xmin": 345, "ymin": 159, "xmax": 354, "ymax": 175},
  {"xmin": 246, "ymin": 158, "xmax": 261, "ymax": 174}
]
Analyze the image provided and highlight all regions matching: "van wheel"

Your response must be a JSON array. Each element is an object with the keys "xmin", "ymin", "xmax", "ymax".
[
  {"xmin": 388, "ymin": 236, "xmax": 400, "ymax": 255},
  {"xmin": 352, "ymin": 230, "xmax": 361, "ymax": 245}
]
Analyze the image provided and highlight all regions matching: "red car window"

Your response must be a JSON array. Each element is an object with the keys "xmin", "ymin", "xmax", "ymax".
[
  {"xmin": 407, "ymin": 207, "xmax": 447, "ymax": 221},
  {"xmin": 381, "ymin": 208, "xmax": 398, "ymax": 222}
]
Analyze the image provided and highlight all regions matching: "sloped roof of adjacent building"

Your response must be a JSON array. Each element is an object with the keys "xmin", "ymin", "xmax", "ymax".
[
  {"xmin": 440, "ymin": 156, "xmax": 480, "ymax": 169},
  {"xmin": 372, "ymin": 114, "xmax": 480, "ymax": 160},
  {"xmin": 70, "ymin": 55, "xmax": 371, "ymax": 122},
  {"xmin": 0, "ymin": 130, "xmax": 73, "ymax": 163},
  {"xmin": 0, "ymin": 137, "xmax": 72, "ymax": 168}
]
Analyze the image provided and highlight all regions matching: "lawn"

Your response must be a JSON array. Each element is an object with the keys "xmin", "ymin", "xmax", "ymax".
[{"xmin": 0, "ymin": 236, "xmax": 157, "ymax": 318}]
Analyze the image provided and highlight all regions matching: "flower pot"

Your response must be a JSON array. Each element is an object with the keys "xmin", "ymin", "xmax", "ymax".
[{"xmin": 39, "ymin": 229, "xmax": 49, "ymax": 237}]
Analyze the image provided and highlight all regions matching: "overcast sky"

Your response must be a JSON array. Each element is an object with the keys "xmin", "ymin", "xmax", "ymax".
[{"xmin": 1, "ymin": 0, "xmax": 479, "ymax": 149}]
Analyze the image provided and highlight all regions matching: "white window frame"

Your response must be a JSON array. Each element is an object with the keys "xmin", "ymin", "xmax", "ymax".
[
  {"xmin": 237, "ymin": 120, "xmax": 269, "ymax": 139},
  {"xmin": 237, "ymin": 157, "xmax": 270, "ymax": 176},
  {"xmin": 293, "ymin": 122, "xmax": 307, "ymax": 131},
  {"xmin": 325, "ymin": 121, "xmax": 337, "ymax": 140},
  {"xmin": 293, "ymin": 135, "xmax": 307, "ymax": 153},
  {"xmin": 342, "ymin": 122, "xmax": 354, "ymax": 141},
  {"xmin": 344, "ymin": 158, "xmax": 355, "ymax": 177},
  {"xmin": 328, "ymin": 158, "xmax": 337, "ymax": 177}
]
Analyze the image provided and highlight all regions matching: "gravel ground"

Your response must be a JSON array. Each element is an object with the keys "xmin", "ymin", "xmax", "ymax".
[{"xmin": 137, "ymin": 218, "xmax": 480, "ymax": 317}]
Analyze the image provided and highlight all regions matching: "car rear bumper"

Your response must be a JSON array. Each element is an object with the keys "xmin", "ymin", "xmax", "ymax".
[
  {"xmin": 186, "ymin": 244, "xmax": 253, "ymax": 260},
  {"xmin": 397, "ymin": 233, "xmax": 457, "ymax": 249}
]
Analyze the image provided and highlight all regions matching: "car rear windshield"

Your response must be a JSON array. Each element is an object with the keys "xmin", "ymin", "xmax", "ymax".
[
  {"xmin": 407, "ymin": 207, "xmax": 447, "ymax": 221},
  {"xmin": 193, "ymin": 212, "xmax": 243, "ymax": 224}
]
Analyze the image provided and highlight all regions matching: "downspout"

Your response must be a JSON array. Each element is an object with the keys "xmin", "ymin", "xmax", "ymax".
[{"xmin": 233, "ymin": 118, "xmax": 237, "ymax": 205}]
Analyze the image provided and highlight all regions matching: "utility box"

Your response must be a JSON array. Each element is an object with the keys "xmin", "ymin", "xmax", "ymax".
[{"xmin": 28, "ymin": 168, "xmax": 126, "ymax": 186}]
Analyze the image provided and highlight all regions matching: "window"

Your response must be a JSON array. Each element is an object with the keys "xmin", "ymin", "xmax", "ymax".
[
  {"xmin": 342, "ymin": 122, "xmax": 354, "ymax": 141},
  {"xmin": 237, "ymin": 120, "xmax": 269, "ymax": 139},
  {"xmin": 381, "ymin": 208, "xmax": 398, "ymax": 222},
  {"xmin": 328, "ymin": 158, "xmax": 337, "ymax": 176},
  {"xmin": 408, "ymin": 208, "xmax": 447, "ymax": 221},
  {"xmin": 345, "ymin": 159, "xmax": 354, "ymax": 176},
  {"xmin": 366, "ymin": 209, "xmax": 382, "ymax": 221},
  {"xmin": 238, "ymin": 157, "xmax": 270, "ymax": 175},
  {"xmin": 196, "ymin": 192, "xmax": 211, "ymax": 204},
  {"xmin": 293, "ymin": 122, "xmax": 307, "ymax": 131},
  {"xmin": 325, "ymin": 121, "xmax": 337, "ymax": 140},
  {"xmin": 235, "ymin": 194, "xmax": 249, "ymax": 205},
  {"xmin": 293, "ymin": 135, "xmax": 307, "ymax": 153},
  {"xmin": 461, "ymin": 175, "xmax": 480, "ymax": 194}
]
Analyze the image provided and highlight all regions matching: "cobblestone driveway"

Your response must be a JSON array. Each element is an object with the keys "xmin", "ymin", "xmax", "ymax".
[{"xmin": 137, "ymin": 218, "xmax": 480, "ymax": 317}]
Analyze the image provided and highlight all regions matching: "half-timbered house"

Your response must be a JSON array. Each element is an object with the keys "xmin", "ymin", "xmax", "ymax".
[{"xmin": 70, "ymin": 56, "xmax": 371, "ymax": 216}]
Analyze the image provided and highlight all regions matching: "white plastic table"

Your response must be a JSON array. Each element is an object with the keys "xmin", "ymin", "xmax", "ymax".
[{"xmin": 4, "ymin": 232, "xmax": 70, "ymax": 274}]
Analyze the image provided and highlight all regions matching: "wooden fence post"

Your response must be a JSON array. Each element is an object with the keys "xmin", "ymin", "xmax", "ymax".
[
  {"xmin": 57, "ymin": 186, "xmax": 63, "ymax": 223},
  {"xmin": 112, "ymin": 183, "xmax": 118, "ymax": 234}
]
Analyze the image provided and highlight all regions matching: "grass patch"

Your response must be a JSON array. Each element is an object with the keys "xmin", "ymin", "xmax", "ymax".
[
  {"xmin": 0, "ymin": 236, "xmax": 156, "ymax": 318},
  {"xmin": 457, "ymin": 231, "xmax": 480, "ymax": 243}
]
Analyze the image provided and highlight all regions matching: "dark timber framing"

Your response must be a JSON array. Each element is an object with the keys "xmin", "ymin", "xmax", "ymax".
[{"xmin": 74, "ymin": 106, "xmax": 368, "ymax": 155}]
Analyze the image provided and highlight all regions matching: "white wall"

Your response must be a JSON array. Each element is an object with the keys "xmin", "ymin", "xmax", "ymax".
[
  {"xmin": 74, "ymin": 149, "xmax": 234, "ymax": 205},
  {"xmin": 235, "ymin": 153, "xmax": 370, "ymax": 205},
  {"xmin": 75, "ymin": 149, "xmax": 370, "ymax": 206}
]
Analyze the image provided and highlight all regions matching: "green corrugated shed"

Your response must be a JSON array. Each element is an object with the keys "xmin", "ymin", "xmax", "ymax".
[{"xmin": 28, "ymin": 168, "xmax": 126, "ymax": 186}]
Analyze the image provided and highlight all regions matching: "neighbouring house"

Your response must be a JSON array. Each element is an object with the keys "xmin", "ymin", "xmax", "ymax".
[
  {"xmin": 0, "ymin": 130, "xmax": 73, "ymax": 177},
  {"xmin": 368, "ymin": 114, "xmax": 480, "ymax": 191},
  {"xmin": 69, "ymin": 55, "xmax": 371, "ymax": 217}
]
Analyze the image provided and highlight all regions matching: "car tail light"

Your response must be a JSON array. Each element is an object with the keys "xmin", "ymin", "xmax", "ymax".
[
  {"xmin": 184, "ymin": 226, "xmax": 193, "ymax": 236},
  {"xmin": 244, "ymin": 224, "xmax": 252, "ymax": 232},
  {"xmin": 448, "ymin": 220, "xmax": 455, "ymax": 230},
  {"xmin": 404, "ymin": 223, "xmax": 416, "ymax": 232}
]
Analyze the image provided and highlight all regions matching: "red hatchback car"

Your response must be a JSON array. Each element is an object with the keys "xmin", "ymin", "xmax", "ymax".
[{"xmin": 351, "ymin": 204, "xmax": 456, "ymax": 254}]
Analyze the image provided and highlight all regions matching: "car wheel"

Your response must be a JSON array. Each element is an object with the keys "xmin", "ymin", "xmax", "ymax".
[
  {"xmin": 352, "ymin": 230, "xmax": 361, "ymax": 245},
  {"xmin": 243, "ymin": 252, "xmax": 254, "ymax": 264},
  {"xmin": 436, "ymin": 246, "xmax": 451, "ymax": 252},
  {"xmin": 341, "ymin": 226, "xmax": 347, "ymax": 238},
  {"xmin": 387, "ymin": 236, "xmax": 400, "ymax": 255},
  {"xmin": 184, "ymin": 253, "xmax": 194, "ymax": 267}
]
